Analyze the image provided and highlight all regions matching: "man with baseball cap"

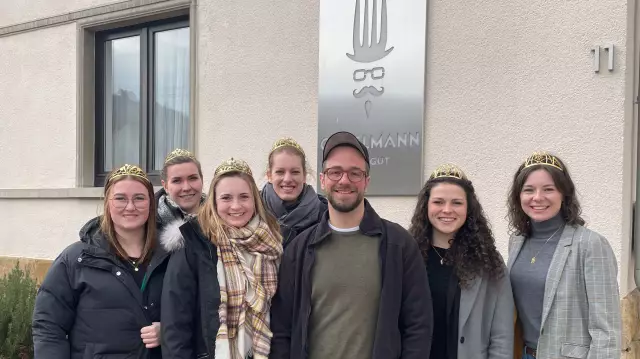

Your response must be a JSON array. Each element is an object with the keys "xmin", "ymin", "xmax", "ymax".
[{"xmin": 270, "ymin": 131, "xmax": 433, "ymax": 359}]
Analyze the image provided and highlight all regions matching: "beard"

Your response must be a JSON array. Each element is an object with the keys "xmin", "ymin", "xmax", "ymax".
[{"xmin": 326, "ymin": 186, "xmax": 365, "ymax": 213}]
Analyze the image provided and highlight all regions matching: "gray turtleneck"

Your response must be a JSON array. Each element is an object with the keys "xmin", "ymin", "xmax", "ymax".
[{"xmin": 510, "ymin": 213, "xmax": 564, "ymax": 348}]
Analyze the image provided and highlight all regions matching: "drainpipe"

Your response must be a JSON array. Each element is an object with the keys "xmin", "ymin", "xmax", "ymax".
[
  {"xmin": 636, "ymin": 168, "xmax": 640, "ymax": 288},
  {"xmin": 635, "ymin": 195, "xmax": 640, "ymax": 287},
  {"xmin": 636, "ymin": 95, "xmax": 640, "ymax": 288}
]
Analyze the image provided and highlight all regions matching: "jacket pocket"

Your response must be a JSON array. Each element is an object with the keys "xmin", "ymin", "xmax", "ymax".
[
  {"xmin": 196, "ymin": 354, "xmax": 209, "ymax": 359},
  {"xmin": 82, "ymin": 344, "xmax": 140, "ymax": 359},
  {"xmin": 561, "ymin": 343, "xmax": 589, "ymax": 358},
  {"xmin": 90, "ymin": 354, "xmax": 138, "ymax": 359},
  {"xmin": 83, "ymin": 344, "xmax": 95, "ymax": 359}
]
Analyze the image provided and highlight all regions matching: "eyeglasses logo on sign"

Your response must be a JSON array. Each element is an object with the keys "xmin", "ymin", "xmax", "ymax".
[{"xmin": 347, "ymin": 0, "xmax": 393, "ymax": 118}]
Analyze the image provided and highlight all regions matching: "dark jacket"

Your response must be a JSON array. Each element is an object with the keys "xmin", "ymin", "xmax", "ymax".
[
  {"xmin": 269, "ymin": 200, "xmax": 434, "ymax": 359},
  {"xmin": 160, "ymin": 218, "xmax": 221, "ymax": 359},
  {"xmin": 32, "ymin": 217, "xmax": 169, "ymax": 359}
]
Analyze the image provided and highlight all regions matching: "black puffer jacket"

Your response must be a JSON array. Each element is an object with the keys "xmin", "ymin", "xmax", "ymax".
[
  {"xmin": 32, "ymin": 217, "xmax": 169, "ymax": 359},
  {"xmin": 160, "ymin": 218, "xmax": 220, "ymax": 359}
]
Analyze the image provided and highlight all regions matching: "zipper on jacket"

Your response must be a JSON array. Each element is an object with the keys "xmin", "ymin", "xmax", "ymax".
[
  {"xmin": 144, "ymin": 251, "xmax": 169, "ymax": 291},
  {"xmin": 79, "ymin": 252, "xmax": 152, "ymax": 323}
]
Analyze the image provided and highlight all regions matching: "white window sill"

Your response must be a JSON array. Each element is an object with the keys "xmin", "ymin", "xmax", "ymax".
[{"xmin": 0, "ymin": 187, "xmax": 163, "ymax": 199}]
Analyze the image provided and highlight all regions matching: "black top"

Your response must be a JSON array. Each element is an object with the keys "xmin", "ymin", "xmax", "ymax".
[
  {"xmin": 427, "ymin": 246, "xmax": 461, "ymax": 359},
  {"xmin": 121, "ymin": 257, "xmax": 148, "ymax": 291}
]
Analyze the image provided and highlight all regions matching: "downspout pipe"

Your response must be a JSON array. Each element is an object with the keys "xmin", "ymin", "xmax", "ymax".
[
  {"xmin": 635, "ymin": 97, "xmax": 640, "ymax": 287},
  {"xmin": 635, "ymin": 195, "xmax": 640, "ymax": 288}
]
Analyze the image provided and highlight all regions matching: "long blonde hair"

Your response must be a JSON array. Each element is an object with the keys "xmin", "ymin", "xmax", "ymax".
[
  {"xmin": 100, "ymin": 174, "xmax": 157, "ymax": 263},
  {"xmin": 198, "ymin": 171, "xmax": 280, "ymax": 244}
]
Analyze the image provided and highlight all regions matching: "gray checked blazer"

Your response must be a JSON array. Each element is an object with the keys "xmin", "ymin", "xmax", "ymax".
[
  {"xmin": 507, "ymin": 224, "xmax": 622, "ymax": 359},
  {"xmin": 457, "ymin": 262, "xmax": 514, "ymax": 359}
]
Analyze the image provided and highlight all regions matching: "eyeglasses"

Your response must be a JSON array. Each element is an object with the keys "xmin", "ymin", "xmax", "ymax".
[
  {"xmin": 353, "ymin": 67, "xmax": 385, "ymax": 82},
  {"xmin": 110, "ymin": 196, "xmax": 149, "ymax": 210},
  {"xmin": 323, "ymin": 168, "xmax": 368, "ymax": 183}
]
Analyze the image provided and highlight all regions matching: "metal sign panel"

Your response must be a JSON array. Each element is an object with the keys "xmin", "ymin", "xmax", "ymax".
[{"xmin": 317, "ymin": 0, "xmax": 427, "ymax": 195}]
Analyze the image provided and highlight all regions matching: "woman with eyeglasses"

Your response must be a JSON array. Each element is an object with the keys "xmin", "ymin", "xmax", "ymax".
[
  {"xmin": 33, "ymin": 164, "xmax": 169, "ymax": 359},
  {"xmin": 261, "ymin": 137, "xmax": 327, "ymax": 247}
]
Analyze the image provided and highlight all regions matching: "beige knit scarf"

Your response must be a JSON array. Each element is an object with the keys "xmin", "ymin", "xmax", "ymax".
[{"xmin": 215, "ymin": 216, "xmax": 282, "ymax": 359}]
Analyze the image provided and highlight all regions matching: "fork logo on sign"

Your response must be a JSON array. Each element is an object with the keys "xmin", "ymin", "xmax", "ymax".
[
  {"xmin": 346, "ymin": 0, "xmax": 394, "ymax": 62},
  {"xmin": 347, "ymin": 0, "xmax": 394, "ymax": 118}
]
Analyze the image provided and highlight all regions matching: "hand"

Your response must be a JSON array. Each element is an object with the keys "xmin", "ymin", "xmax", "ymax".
[{"xmin": 141, "ymin": 322, "xmax": 161, "ymax": 348}]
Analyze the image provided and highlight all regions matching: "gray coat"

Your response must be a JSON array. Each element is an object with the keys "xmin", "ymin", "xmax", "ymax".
[
  {"xmin": 457, "ymin": 264, "xmax": 514, "ymax": 359},
  {"xmin": 508, "ymin": 225, "xmax": 622, "ymax": 359}
]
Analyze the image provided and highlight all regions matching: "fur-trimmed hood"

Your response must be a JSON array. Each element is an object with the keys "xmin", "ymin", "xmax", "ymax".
[
  {"xmin": 159, "ymin": 218, "xmax": 212, "ymax": 254},
  {"xmin": 159, "ymin": 219, "xmax": 187, "ymax": 253}
]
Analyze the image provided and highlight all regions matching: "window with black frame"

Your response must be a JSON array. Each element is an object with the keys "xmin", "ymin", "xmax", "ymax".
[{"xmin": 95, "ymin": 16, "xmax": 190, "ymax": 186}]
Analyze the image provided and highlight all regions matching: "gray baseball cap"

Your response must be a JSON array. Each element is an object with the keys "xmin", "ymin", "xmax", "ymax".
[{"xmin": 322, "ymin": 131, "xmax": 370, "ymax": 164}]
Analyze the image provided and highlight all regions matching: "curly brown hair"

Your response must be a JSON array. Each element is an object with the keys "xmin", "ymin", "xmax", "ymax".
[
  {"xmin": 507, "ymin": 155, "xmax": 584, "ymax": 236},
  {"xmin": 408, "ymin": 177, "xmax": 504, "ymax": 287}
]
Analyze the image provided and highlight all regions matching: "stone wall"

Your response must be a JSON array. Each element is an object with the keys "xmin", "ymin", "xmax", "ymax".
[
  {"xmin": 0, "ymin": 256, "xmax": 52, "ymax": 284},
  {"xmin": 623, "ymin": 289, "xmax": 640, "ymax": 359}
]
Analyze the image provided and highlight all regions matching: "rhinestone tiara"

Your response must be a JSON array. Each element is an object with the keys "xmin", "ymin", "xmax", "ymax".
[
  {"xmin": 270, "ymin": 137, "xmax": 305, "ymax": 156},
  {"xmin": 214, "ymin": 158, "xmax": 253, "ymax": 177},
  {"xmin": 523, "ymin": 151, "xmax": 563, "ymax": 171},
  {"xmin": 164, "ymin": 148, "xmax": 196, "ymax": 164},
  {"xmin": 429, "ymin": 163, "xmax": 467, "ymax": 181},
  {"xmin": 108, "ymin": 164, "xmax": 149, "ymax": 183}
]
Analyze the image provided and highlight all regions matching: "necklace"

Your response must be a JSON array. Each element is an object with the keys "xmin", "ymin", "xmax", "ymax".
[
  {"xmin": 114, "ymin": 246, "xmax": 142, "ymax": 272},
  {"xmin": 130, "ymin": 258, "xmax": 140, "ymax": 272},
  {"xmin": 530, "ymin": 226, "xmax": 562, "ymax": 264},
  {"xmin": 432, "ymin": 246, "xmax": 446, "ymax": 265}
]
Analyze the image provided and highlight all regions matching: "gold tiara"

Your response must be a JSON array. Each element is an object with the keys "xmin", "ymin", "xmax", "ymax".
[
  {"xmin": 523, "ymin": 151, "xmax": 563, "ymax": 171},
  {"xmin": 108, "ymin": 164, "xmax": 149, "ymax": 183},
  {"xmin": 165, "ymin": 148, "xmax": 196, "ymax": 164},
  {"xmin": 429, "ymin": 163, "xmax": 467, "ymax": 180},
  {"xmin": 214, "ymin": 158, "xmax": 253, "ymax": 177},
  {"xmin": 270, "ymin": 137, "xmax": 305, "ymax": 156}
]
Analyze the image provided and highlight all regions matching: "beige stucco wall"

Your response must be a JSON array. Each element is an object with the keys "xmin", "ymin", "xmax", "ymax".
[
  {"xmin": 0, "ymin": 199, "xmax": 102, "ymax": 258},
  {"xmin": 422, "ymin": 0, "xmax": 631, "ymax": 292},
  {"xmin": 192, "ymin": 0, "xmax": 632, "ymax": 290},
  {"xmin": 0, "ymin": 0, "xmax": 635, "ymax": 295},
  {"xmin": 194, "ymin": 0, "xmax": 320, "ymax": 185},
  {"xmin": 0, "ymin": 23, "xmax": 78, "ymax": 189}
]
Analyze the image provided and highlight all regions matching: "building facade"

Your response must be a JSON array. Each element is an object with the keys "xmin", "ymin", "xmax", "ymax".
[{"xmin": 1, "ymin": 0, "xmax": 640, "ymax": 355}]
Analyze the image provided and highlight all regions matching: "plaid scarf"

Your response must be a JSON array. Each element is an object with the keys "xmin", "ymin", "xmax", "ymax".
[{"xmin": 215, "ymin": 216, "xmax": 283, "ymax": 359}]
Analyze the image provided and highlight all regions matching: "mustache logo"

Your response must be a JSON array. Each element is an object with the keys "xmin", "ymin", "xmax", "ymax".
[{"xmin": 353, "ymin": 85, "xmax": 385, "ymax": 98}]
